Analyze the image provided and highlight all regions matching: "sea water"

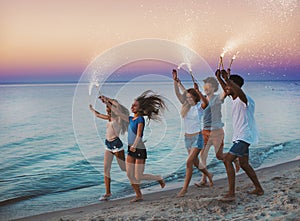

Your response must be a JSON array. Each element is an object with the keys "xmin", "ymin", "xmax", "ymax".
[{"xmin": 0, "ymin": 81, "xmax": 299, "ymax": 220}]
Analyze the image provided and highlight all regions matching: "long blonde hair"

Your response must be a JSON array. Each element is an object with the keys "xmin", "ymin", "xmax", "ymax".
[
  {"xmin": 109, "ymin": 100, "xmax": 129, "ymax": 135},
  {"xmin": 180, "ymin": 88, "xmax": 200, "ymax": 118}
]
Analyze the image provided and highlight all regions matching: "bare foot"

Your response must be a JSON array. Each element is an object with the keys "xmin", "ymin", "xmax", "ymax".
[
  {"xmin": 234, "ymin": 158, "xmax": 240, "ymax": 173},
  {"xmin": 158, "ymin": 179, "xmax": 165, "ymax": 188},
  {"xmin": 219, "ymin": 193, "xmax": 235, "ymax": 202},
  {"xmin": 207, "ymin": 173, "xmax": 214, "ymax": 187},
  {"xmin": 130, "ymin": 197, "xmax": 143, "ymax": 203},
  {"xmin": 194, "ymin": 180, "xmax": 207, "ymax": 187},
  {"xmin": 176, "ymin": 189, "xmax": 187, "ymax": 197},
  {"xmin": 248, "ymin": 189, "xmax": 264, "ymax": 196},
  {"xmin": 99, "ymin": 193, "xmax": 112, "ymax": 201}
]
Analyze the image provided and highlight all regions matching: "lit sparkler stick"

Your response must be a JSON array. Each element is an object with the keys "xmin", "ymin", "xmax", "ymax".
[
  {"xmin": 229, "ymin": 51, "xmax": 240, "ymax": 69},
  {"xmin": 189, "ymin": 70, "xmax": 196, "ymax": 84},
  {"xmin": 218, "ymin": 48, "xmax": 227, "ymax": 70}
]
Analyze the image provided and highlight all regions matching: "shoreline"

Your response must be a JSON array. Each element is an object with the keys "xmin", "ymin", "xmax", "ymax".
[{"xmin": 14, "ymin": 159, "xmax": 300, "ymax": 221}]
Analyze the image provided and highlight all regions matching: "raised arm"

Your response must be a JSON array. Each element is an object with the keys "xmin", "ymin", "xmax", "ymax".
[
  {"xmin": 173, "ymin": 69, "xmax": 186, "ymax": 104},
  {"xmin": 194, "ymin": 83, "xmax": 208, "ymax": 109},
  {"xmin": 89, "ymin": 104, "xmax": 109, "ymax": 120},
  {"xmin": 215, "ymin": 69, "xmax": 228, "ymax": 101},
  {"xmin": 221, "ymin": 71, "xmax": 248, "ymax": 105},
  {"xmin": 100, "ymin": 96, "xmax": 129, "ymax": 122}
]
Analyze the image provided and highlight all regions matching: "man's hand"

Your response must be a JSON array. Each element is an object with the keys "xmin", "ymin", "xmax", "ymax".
[
  {"xmin": 221, "ymin": 69, "xmax": 229, "ymax": 81},
  {"xmin": 194, "ymin": 82, "xmax": 199, "ymax": 91},
  {"xmin": 172, "ymin": 69, "xmax": 178, "ymax": 82},
  {"xmin": 215, "ymin": 69, "xmax": 221, "ymax": 78}
]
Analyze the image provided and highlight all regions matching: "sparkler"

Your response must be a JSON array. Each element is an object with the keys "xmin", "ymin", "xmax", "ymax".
[
  {"xmin": 229, "ymin": 51, "xmax": 240, "ymax": 69},
  {"xmin": 218, "ymin": 48, "xmax": 227, "ymax": 70},
  {"xmin": 177, "ymin": 63, "xmax": 197, "ymax": 84}
]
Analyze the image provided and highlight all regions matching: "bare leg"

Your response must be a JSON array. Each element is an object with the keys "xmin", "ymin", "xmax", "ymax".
[
  {"xmin": 177, "ymin": 148, "xmax": 201, "ymax": 197},
  {"xmin": 115, "ymin": 150, "xmax": 126, "ymax": 171},
  {"xmin": 126, "ymin": 155, "xmax": 143, "ymax": 201},
  {"xmin": 135, "ymin": 159, "xmax": 165, "ymax": 188},
  {"xmin": 222, "ymin": 152, "xmax": 237, "ymax": 201},
  {"xmin": 99, "ymin": 150, "xmax": 113, "ymax": 200},
  {"xmin": 239, "ymin": 156, "xmax": 264, "ymax": 195},
  {"xmin": 103, "ymin": 150, "xmax": 114, "ymax": 196}
]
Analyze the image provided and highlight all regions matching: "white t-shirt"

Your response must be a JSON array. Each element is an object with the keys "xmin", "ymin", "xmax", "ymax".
[
  {"xmin": 232, "ymin": 96, "xmax": 259, "ymax": 144},
  {"xmin": 106, "ymin": 119, "xmax": 121, "ymax": 141},
  {"xmin": 183, "ymin": 102, "xmax": 203, "ymax": 134}
]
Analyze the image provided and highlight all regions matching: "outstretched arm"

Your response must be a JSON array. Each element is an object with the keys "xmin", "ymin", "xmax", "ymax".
[
  {"xmin": 173, "ymin": 69, "xmax": 186, "ymax": 104},
  {"xmin": 194, "ymin": 83, "xmax": 208, "ymax": 109},
  {"xmin": 89, "ymin": 104, "xmax": 109, "ymax": 120}
]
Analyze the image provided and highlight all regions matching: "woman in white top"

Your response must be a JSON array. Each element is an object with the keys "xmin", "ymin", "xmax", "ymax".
[
  {"xmin": 173, "ymin": 69, "xmax": 213, "ymax": 197},
  {"xmin": 89, "ymin": 96, "xmax": 129, "ymax": 201}
]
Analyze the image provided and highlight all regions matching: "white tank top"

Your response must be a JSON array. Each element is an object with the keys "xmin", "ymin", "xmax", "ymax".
[{"xmin": 183, "ymin": 102, "xmax": 203, "ymax": 134}]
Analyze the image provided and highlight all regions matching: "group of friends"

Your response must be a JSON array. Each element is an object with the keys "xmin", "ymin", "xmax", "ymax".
[{"xmin": 89, "ymin": 68, "xmax": 264, "ymax": 203}]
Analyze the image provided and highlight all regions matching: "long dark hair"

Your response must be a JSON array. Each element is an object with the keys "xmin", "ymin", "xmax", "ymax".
[
  {"xmin": 135, "ymin": 90, "xmax": 167, "ymax": 122},
  {"xmin": 181, "ymin": 88, "xmax": 200, "ymax": 118}
]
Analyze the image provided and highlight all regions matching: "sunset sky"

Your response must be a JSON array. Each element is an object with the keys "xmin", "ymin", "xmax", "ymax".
[{"xmin": 0, "ymin": 0, "xmax": 299, "ymax": 83}]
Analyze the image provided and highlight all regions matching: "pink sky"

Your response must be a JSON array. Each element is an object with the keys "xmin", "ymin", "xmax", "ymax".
[{"xmin": 0, "ymin": 0, "xmax": 299, "ymax": 82}]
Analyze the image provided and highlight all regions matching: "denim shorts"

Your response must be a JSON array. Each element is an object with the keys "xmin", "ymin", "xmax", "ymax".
[
  {"xmin": 229, "ymin": 140, "xmax": 250, "ymax": 157},
  {"xmin": 184, "ymin": 133, "xmax": 204, "ymax": 150},
  {"xmin": 105, "ymin": 137, "xmax": 124, "ymax": 153}
]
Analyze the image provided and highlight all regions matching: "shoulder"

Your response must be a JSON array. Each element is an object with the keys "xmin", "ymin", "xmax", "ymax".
[
  {"xmin": 196, "ymin": 101, "xmax": 204, "ymax": 111},
  {"xmin": 137, "ymin": 116, "xmax": 145, "ymax": 123}
]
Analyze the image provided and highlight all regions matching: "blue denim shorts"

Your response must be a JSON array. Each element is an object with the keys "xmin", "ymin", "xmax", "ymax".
[
  {"xmin": 105, "ymin": 137, "xmax": 124, "ymax": 153},
  {"xmin": 229, "ymin": 140, "xmax": 250, "ymax": 157},
  {"xmin": 184, "ymin": 133, "xmax": 204, "ymax": 150}
]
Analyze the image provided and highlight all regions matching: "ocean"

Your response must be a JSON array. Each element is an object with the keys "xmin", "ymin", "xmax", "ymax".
[{"xmin": 0, "ymin": 80, "xmax": 299, "ymax": 220}]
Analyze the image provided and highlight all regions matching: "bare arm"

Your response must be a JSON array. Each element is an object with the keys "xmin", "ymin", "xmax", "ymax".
[
  {"xmin": 194, "ymin": 83, "xmax": 208, "ymax": 109},
  {"xmin": 215, "ymin": 69, "xmax": 228, "ymax": 102},
  {"xmin": 130, "ymin": 122, "xmax": 144, "ymax": 152},
  {"xmin": 89, "ymin": 105, "xmax": 109, "ymax": 120},
  {"xmin": 215, "ymin": 69, "xmax": 227, "ymax": 92},
  {"xmin": 101, "ymin": 96, "xmax": 129, "ymax": 122},
  {"xmin": 221, "ymin": 71, "xmax": 248, "ymax": 105},
  {"xmin": 173, "ymin": 69, "xmax": 186, "ymax": 104}
]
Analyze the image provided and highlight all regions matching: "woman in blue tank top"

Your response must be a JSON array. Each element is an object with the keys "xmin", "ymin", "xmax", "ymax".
[{"xmin": 102, "ymin": 90, "xmax": 167, "ymax": 202}]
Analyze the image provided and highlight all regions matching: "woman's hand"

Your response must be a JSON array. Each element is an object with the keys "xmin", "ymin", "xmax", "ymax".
[
  {"xmin": 89, "ymin": 104, "xmax": 94, "ymax": 111},
  {"xmin": 130, "ymin": 145, "xmax": 136, "ymax": 152}
]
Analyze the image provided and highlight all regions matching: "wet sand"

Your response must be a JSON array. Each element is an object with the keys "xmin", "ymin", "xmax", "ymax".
[{"xmin": 15, "ymin": 159, "xmax": 300, "ymax": 221}]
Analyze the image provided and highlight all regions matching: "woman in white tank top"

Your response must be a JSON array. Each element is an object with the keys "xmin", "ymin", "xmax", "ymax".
[{"xmin": 172, "ymin": 69, "xmax": 214, "ymax": 197}]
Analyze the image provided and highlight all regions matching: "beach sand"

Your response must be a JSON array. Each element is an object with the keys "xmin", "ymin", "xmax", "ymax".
[{"xmin": 15, "ymin": 159, "xmax": 300, "ymax": 221}]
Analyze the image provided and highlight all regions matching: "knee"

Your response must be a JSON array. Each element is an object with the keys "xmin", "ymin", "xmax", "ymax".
[
  {"xmin": 216, "ymin": 153, "xmax": 223, "ymax": 161},
  {"xmin": 135, "ymin": 174, "xmax": 142, "ymax": 182},
  {"xmin": 126, "ymin": 169, "xmax": 134, "ymax": 180},
  {"xmin": 186, "ymin": 159, "xmax": 194, "ymax": 168},
  {"xmin": 223, "ymin": 155, "xmax": 233, "ymax": 165},
  {"xmin": 104, "ymin": 167, "xmax": 111, "ymax": 176}
]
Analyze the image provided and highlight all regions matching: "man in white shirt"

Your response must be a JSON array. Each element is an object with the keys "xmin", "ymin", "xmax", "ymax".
[{"xmin": 216, "ymin": 69, "xmax": 264, "ymax": 201}]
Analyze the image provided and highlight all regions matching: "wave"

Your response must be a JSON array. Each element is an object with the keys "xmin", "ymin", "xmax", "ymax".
[
  {"xmin": 0, "ymin": 135, "xmax": 56, "ymax": 150},
  {"xmin": 1, "ymin": 139, "xmax": 299, "ymax": 207}
]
